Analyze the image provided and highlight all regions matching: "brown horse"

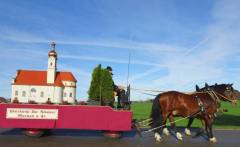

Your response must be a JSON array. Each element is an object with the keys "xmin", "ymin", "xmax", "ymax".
[
  {"xmin": 184, "ymin": 83, "xmax": 237, "ymax": 136},
  {"xmin": 150, "ymin": 91, "xmax": 221, "ymax": 143}
]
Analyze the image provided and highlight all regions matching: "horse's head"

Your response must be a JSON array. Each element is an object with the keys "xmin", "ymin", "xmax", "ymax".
[
  {"xmin": 197, "ymin": 83, "xmax": 237, "ymax": 104},
  {"xmin": 212, "ymin": 83, "xmax": 237, "ymax": 104},
  {"xmin": 223, "ymin": 84, "xmax": 238, "ymax": 104}
]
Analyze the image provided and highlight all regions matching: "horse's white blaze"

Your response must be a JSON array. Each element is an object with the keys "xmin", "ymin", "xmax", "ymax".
[
  {"xmin": 176, "ymin": 132, "xmax": 183, "ymax": 140},
  {"xmin": 154, "ymin": 133, "xmax": 162, "ymax": 142},
  {"xmin": 184, "ymin": 128, "xmax": 191, "ymax": 136},
  {"xmin": 210, "ymin": 137, "xmax": 217, "ymax": 143},
  {"xmin": 163, "ymin": 128, "xmax": 170, "ymax": 136}
]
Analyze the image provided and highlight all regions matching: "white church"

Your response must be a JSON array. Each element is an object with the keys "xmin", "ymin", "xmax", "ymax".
[{"xmin": 11, "ymin": 42, "xmax": 77, "ymax": 104}]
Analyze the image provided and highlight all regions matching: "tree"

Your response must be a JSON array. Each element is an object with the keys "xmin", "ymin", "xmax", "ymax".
[
  {"xmin": 88, "ymin": 65, "xmax": 114, "ymax": 106},
  {"xmin": 100, "ymin": 69, "xmax": 114, "ymax": 106},
  {"xmin": 88, "ymin": 64, "xmax": 102, "ymax": 101}
]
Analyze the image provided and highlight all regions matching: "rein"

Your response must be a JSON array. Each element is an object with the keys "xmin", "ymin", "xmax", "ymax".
[
  {"xmin": 214, "ymin": 91, "xmax": 236, "ymax": 103},
  {"xmin": 142, "ymin": 109, "xmax": 202, "ymax": 134},
  {"xmin": 207, "ymin": 91, "xmax": 221, "ymax": 106},
  {"xmin": 127, "ymin": 87, "xmax": 207, "ymax": 94}
]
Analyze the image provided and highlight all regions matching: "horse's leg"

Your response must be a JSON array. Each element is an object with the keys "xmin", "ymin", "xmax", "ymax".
[
  {"xmin": 151, "ymin": 97, "xmax": 164, "ymax": 142},
  {"xmin": 204, "ymin": 120, "xmax": 209, "ymax": 137},
  {"xmin": 153, "ymin": 124, "xmax": 162, "ymax": 142},
  {"xmin": 161, "ymin": 113, "xmax": 170, "ymax": 136},
  {"xmin": 204, "ymin": 117, "xmax": 217, "ymax": 143},
  {"xmin": 163, "ymin": 126, "xmax": 170, "ymax": 136},
  {"xmin": 169, "ymin": 115, "xmax": 183, "ymax": 141},
  {"xmin": 152, "ymin": 117, "xmax": 162, "ymax": 142},
  {"xmin": 185, "ymin": 118, "xmax": 194, "ymax": 136},
  {"xmin": 206, "ymin": 117, "xmax": 217, "ymax": 143},
  {"xmin": 155, "ymin": 113, "xmax": 168, "ymax": 141},
  {"xmin": 208, "ymin": 124, "xmax": 217, "ymax": 143},
  {"xmin": 154, "ymin": 113, "xmax": 169, "ymax": 141},
  {"xmin": 162, "ymin": 117, "xmax": 170, "ymax": 136},
  {"xmin": 152, "ymin": 112, "xmax": 163, "ymax": 142}
]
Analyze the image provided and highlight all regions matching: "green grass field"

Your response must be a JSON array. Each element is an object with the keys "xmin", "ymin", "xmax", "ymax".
[{"xmin": 131, "ymin": 101, "xmax": 240, "ymax": 129}]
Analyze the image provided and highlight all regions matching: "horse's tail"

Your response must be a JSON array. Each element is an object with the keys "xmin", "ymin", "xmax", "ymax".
[{"xmin": 150, "ymin": 94, "xmax": 162, "ymax": 131}]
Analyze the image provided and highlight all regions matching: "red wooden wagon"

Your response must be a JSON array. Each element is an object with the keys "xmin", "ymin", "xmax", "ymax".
[{"xmin": 0, "ymin": 103, "xmax": 132, "ymax": 138}]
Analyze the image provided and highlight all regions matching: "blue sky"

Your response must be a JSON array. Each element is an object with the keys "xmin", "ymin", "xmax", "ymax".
[{"xmin": 0, "ymin": 0, "xmax": 240, "ymax": 101}]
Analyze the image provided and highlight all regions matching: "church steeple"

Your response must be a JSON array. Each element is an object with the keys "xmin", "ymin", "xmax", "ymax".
[
  {"xmin": 48, "ymin": 41, "xmax": 57, "ymax": 57},
  {"xmin": 51, "ymin": 41, "xmax": 56, "ymax": 50},
  {"xmin": 47, "ymin": 41, "xmax": 57, "ymax": 84}
]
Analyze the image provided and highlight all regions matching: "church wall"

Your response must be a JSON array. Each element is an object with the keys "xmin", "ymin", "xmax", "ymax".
[
  {"xmin": 63, "ymin": 86, "xmax": 76, "ymax": 104},
  {"xmin": 11, "ymin": 85, "xmax": 63, "ymax": 104}
]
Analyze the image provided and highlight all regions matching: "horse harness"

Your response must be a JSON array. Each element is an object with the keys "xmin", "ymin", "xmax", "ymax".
[
  {"xmin": 195, "ymin": 91, "xmax": 221, "ymax": 118},
  {"xmin": 195, "ymin": 95, "xmax": 206, "ymax": 114}
]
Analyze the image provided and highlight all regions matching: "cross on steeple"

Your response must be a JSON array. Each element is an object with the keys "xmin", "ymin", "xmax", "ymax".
[{"xmin": 51, "ymin": 41, "xmax": 56, "ymax": 51}]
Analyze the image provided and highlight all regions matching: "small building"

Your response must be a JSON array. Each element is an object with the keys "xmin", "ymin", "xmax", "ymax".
[{"xmin": 11, "ymin": 42, "xmax": 77, "ymax": 104}]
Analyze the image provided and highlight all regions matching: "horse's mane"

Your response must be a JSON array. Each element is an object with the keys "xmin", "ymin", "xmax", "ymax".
[{"xmin": 198, "ymin": 83, "xmax": 231, "ymax": 91}]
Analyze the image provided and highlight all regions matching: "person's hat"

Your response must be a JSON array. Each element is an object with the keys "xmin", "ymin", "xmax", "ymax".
[
  {"xmin": 106, "ymin": 66, "xmax": 113, "ymax": 75},
  {"xmin": 106, "ymin": 66, "xmax": 112, "ymax": 71}
]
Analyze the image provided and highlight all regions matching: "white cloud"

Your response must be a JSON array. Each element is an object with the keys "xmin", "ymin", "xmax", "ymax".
[
  {"xmin": 148, "ymin": 0, "xmax": 240, "ymax": 91},
  {"xmin": 0, "ymin": 27, "xmax": 183, "ymax": 53},
  {"xmin": 61, "ymin": 54, "xmax": 167, "ymax": 67}
]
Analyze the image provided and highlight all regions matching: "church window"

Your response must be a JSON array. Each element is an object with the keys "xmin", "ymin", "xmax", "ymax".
[
  {"xmin": 15, "ymin": 91, "xmax": 18, "ymax": 96},
  {"xmin": 31, "ymin": 88, "xmax": 36, "ymax": 93},
  {"xmin": 64, "ymin": 92, "xmax": 67, "ymax": 97},
  {"xmin": 70, "ymin": 92, "xmax": 73, "ymax": 97},
  {"xmin": 22, "ymin": 91, "xmax": 26, "ymax": 97},
  {"xmin": 40, "ymin": 91, "xmax": 44, "ymax": 98}
]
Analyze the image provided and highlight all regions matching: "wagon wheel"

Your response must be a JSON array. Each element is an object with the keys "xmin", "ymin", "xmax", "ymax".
[
  {"xmin": 24, "ymin": 128, "xmax": 45, "ymax": 138},
  {"xmin": 103, "ymin": 131, "xmax": 122, "ymax": 139}
]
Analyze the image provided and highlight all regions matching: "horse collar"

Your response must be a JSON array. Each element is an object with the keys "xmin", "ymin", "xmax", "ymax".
[{"xmin": 195, "ymin": 96, "xmax": 206, "ymax": 113}]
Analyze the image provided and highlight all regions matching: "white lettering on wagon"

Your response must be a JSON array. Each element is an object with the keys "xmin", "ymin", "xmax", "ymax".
[{"xmin": 6, "ymin": 108, "xmax": 58, "ymax": 120}]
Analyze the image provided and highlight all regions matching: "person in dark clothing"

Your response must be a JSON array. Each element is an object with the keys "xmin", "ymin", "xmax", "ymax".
[
  {"xmin": 106, "ymin": 66, "xmax": 127, "ymax": 109},
  {"xmin": 106, "ymin": 66, "xmax": 123, "ymax": 92},
  {"xmin": 106, "ymin": 66, "xmax": 119, "ymax": 92}
]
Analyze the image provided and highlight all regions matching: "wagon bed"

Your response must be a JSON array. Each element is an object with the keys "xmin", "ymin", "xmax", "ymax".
[{"xmin": 0, "ymin": 103, "xmax": 132, "ymax": 137}]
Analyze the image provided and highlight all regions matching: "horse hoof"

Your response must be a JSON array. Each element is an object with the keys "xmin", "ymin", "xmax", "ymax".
[
  {"xmin": 177, "ymin": 136, "xmax": 183, "ymax": 141},
  {"xmin": 210, "ymin": 137, "xmax": 217, "ymax": 143},
  {"xmin": 154, "ymin": 133, "xmax": 162, "ymax": 142},
  {"xmin": 176, "ymin": 132, "xmax": 183, "ymax": 141},
  {"xmin": 184, "ymin": 128, "xmax": 191, "ymax": 136},
  {"xmin": 163, "ymin": 128, "xmax": 170, "ymax": 136}
]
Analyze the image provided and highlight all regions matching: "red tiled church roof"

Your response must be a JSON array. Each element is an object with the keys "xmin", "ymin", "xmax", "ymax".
[{"xmin": 13, "ymin": 70, "xmax": 77, "ymax": 87}]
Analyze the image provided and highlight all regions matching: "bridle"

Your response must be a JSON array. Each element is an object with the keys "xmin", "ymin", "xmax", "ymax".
[
  {"xmin": 206, "ymin": 90, "xmax": 221, "ymax": 108},
  {"xmin": 214, "ymin": 90, "xmax": 237, "ymax": 103},
  {"xmin": 206, "ymin": 88, "xmax": 237, "ymax": 104}
]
